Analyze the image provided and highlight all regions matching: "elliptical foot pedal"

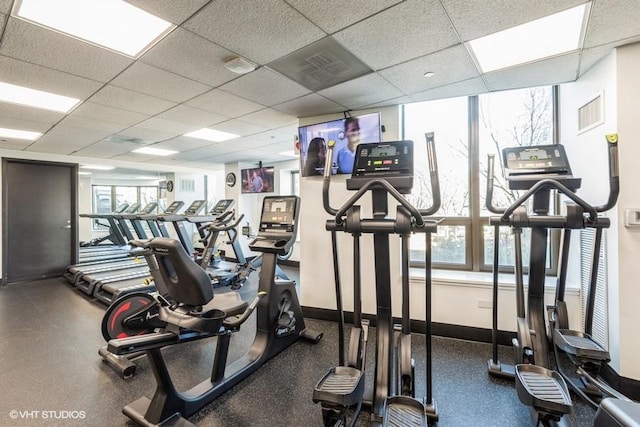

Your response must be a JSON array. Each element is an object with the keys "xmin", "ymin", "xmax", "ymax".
[
  {"xmin": 313, "ymin": 366, "xmax": 364, "ymax": 407},
  {"xmin": 554, "ymin": 329, "xmax": 611, "ymax": 361},
  {"xmin": 515, "ymin": 364, "xmax": 572, "ymax": 420},
  {"xmin": 383, "ymin": 396, "xmax": 429, "ymax": 427}
]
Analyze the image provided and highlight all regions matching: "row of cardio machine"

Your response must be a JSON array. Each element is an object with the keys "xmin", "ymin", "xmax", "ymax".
[
  {"xmin": 485, "ymin": 136, "xmax": 640, "ymax": 426},
  {"xmin": 67, "ymin": 198, "xmax": 250, "ymax": 305}
]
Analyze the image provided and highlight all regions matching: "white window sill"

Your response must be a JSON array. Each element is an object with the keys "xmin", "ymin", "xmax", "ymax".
[{"xmin": 409, "ymin": 268, "xmax": 580, "ymax": 295}]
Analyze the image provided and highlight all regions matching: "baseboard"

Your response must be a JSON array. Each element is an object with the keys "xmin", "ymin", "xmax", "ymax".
[{"xmin": 301, "ymin": 306, "xmax": 515, "ymax": 346}]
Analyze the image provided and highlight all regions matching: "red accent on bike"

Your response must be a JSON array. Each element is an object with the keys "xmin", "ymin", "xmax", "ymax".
[{"xmin": 110, "ymin": 301, "xmax": 131, "ymax": 330}]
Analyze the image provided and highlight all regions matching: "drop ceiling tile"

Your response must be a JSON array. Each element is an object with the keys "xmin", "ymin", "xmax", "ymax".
[
  {"xmin": 183, "ymin": 0, "xmax": 326, "ymax": 64},
  {"xmin": 27, "ymin": 126, "xmax": 112, "ymax": 154},
  {"xmin": 286, "ymin": 0, "xmax": 402, "ymax": 33},
  {"xmin": 360, "ymin": 95, "xmax": 413, "ymax": 109},
  {"xmin": 186, "ymin": 89, "xmax": 264, "ymax": 118},
  {"xmin": 0, "ymin": 54, "xmax": 103, "ymax": 99},
  {"xmin": 212, "ymin": 119, "xmax": 268, "ymax": 137},
  {"xmin": 250, "ymin": 125, "xmax": 299, "ymax": 144},
  {"xmin": 0, "ymin": 18, "xmax": 132, "ymax": 82},
  {"xmin": 0, "ymin": 116, "xmax": 51, "ymax": 133},
  {"xmin": 0, "ymin": 140, "xmax": 31, "ymax": 150},
  {"xmin": 584, "ymin": 0, "xmax": 640, "ymax": 48},
  {"xmin": 379, "ymin": 45, "xmax": 479, "ymax": 95},
  {"xmin": 141, "ymin": 28, "xmax": 239, "ymax": 87},
  {"xmin": 110, "ymin": 152, "xmax": 158, "ymax": 162},
  {"xmin": 240, "ymin": 108, "xmax": 298, "ymax": 128},
  {"xmin": 115, "ymin": 126, "xmax": 179, "ymax": 144},
  {"xmin": 0, "ymin": 12, "xmax": 5, "ymax": 34},
  {"xmin": 70, "ymin": 102, "xmax": 150, "ymax": 127},
  {"xmin": 333, "ymin": 0, "xmax": 459, "ymax": 70},
  {"xmin": 273, "ymin": 93, "xmax": 346, "ymax": 117},
  {"xmin": 220, "ymin": 68, "xmax": 310, "ymax": 106},
  {"xmin": 88, "ymin": 85, "xmax": 176, "ymax": 115},
  {"xmin": 123, "ymin": 0, "xmax": 210, "ymax": 24},
  {"xmin": 57, "ymin": 115, "xmax": 129, "ymax": 133},
  {"xmin": 151, "ymin": 136, "xmax": 217, "ymax": 151},
  {"xmin": 442, "ymin": 0, "xmax": 585, "ymax": 41},
  {"xmin": 135, "ymin": 116, "xmax": 201, "ymax": 135},
  {"xmin": 71, "ymin": 140, "xmax": 140, "ymax": 158},
  {"xmin": 156, "ymin": 105, "xmax": 229, "ymax": 127},
  {"xmin": 318, "ymin": 73, "xmax": 404, "ymax": 109},
  {"xmin": 0, "ymin": 102, "xmax": 65, "ymax": 125},
  {"xmin": 410, "ymin": 77, "xmax": 488, "ymax": 103},
  {"xmin": 484, "ymin": 53, "xmax": 580, "ymax": 92},
  {"xmin": 110, "ymin": 62, "xmax": 211, "ymax": 103},
  {"xmin": 0, "ymin": 0, "xmax": 11, "ymax": 13}
]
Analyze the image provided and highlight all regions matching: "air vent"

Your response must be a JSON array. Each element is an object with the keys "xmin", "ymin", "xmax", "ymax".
[
  {"xmin": 179, "ymin": 178, "xmax": 195, "ymax": 193},
  {"xmin": 268, "ymin": 37, "xmax": 373, "ymax": 91},
  {"xmin": 104, "ymin": 135, "xmax": 148, "ymax": 145},
  {"xmin": 577, "ymin": 92, "xmax": 604, "ymax": 134}
]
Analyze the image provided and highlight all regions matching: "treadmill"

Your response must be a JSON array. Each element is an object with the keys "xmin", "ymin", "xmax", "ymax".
[
  {"xmin": 79, "ymin": 203, "xmax": 130, "ymax": 248},
  {"xmin": 120, "ymin": 202, "xmax": 158, "ymax": 239},
  {"xmin": 92, "ymin": 201, "xmax": 207, "ymax": 305}
]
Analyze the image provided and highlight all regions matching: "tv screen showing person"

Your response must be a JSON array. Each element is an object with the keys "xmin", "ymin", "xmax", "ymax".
[
  {"xmin": 241, "ymin": 166, "xmax": 274, "ymax": 193},
  {"xmin": 298, "ymin": 112, "xmax": 381, "ymax": 177}
]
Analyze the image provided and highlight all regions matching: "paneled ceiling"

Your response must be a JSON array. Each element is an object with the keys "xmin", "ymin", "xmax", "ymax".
[{"xmin": 0, "ymin": 0, "xmax": 638, "ymax": 175}]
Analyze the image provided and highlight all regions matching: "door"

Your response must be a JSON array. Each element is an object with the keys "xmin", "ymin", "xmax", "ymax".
[{"xmin": 2, "ymin": 159, "xmax": 78, "ymax": 284}]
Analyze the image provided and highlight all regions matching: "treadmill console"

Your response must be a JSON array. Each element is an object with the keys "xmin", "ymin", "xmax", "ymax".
[
  {"xmin": 347, "ymin": 140, "xmax": 414, "ymax": 193},
  {"xmin": 502, "ymin": 144, "xmax": 581, "ymax": 191},
  {"xmin": 122, "ymin": 203, "xmax": 141, "ymax": 214},
  {"xmin": 140, "ymin": 202, "xmax": 158, "ymax": 214},
  {"xmin": 164, "ymin": 201, "xmax": 184, "ymax": 214},
  {"xmin": 249, "ymin": 196, "xmax": 299, "ymax": 254},
  {"xmin": 183, "ymin": 200, "xmax": 206, "ymax": 215},
  {"xmin": 210, "ymin": 199, "xmax": 234, "ymax": 216}
]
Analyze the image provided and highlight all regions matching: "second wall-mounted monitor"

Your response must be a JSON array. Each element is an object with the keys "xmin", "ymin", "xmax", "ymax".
[
  {"xmin": 298, "ymin": 112, "xmax": 381, "ymax": 177},
  {"xmin": 241, "ymin": 166, "xmax": 274, "ymax": 194}
]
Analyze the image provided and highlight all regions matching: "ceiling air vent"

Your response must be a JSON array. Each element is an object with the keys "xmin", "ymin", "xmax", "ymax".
[
  {"xmin": 104, "ymin": 135, "xmax": 148, "ymax": 145},
  {"xmin": 179, "ymin": 178, "xmax": 195, "ymax": 193},
  {"xmin": 578, "ymin": 92, "xmax": 604, "ymax": 134},
  {"xmin": 268, "ymin": 36, "xmax": 373, "ymax": 91}
]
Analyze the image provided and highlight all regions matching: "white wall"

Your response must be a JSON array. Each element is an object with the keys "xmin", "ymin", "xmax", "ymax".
[
  {"xmin": 613, "ymin": 42, "xmax": 640, "ymax": 380},
  {"xmin": 559, "ymin": 50, "xmax": 621, "ymax": 368}
]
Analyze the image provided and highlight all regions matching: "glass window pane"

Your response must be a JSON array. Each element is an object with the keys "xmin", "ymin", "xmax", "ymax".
[
  {"xmin": 403, "ymin": 97, "xmax": 469, "ymax": 216},
  {"xmin": 92, "ymin": 185, "xmax": 112, "ymax": 214},
  {"xmin": 140, "ymin": 186, "xmax": 158, "ymax": 210},
  {"xmin": 411, "ymin": 225, "xmax": 466, "ymax": 265},
  {"xmin": 479, "ymin": 86, "xmax": 553, "ymax": 215},
  {"xmin": 115, "ymin": 186, "xmax": 137, "ymax": 210},
  {"xmin": 483, "ymin": 225, "xmax": 552, "ymax": 269}
]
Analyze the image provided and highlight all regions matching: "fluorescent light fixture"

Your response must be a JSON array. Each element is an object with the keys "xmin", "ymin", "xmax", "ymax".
[
  {"xmin": 13, "ymin": 0, "xmax": 173, "ymax": 58},
  {"xmin": 81, "ymin": 164, "xmax": 115, "ymax": 171},
  {"xmin": 0, "ymin": 127, "xmax": 42, "ymax": 141},
  {"xmin": 132, "ymin": 147, "xmax": 178, "ymax": 156},
  {"xmin": 78, "ymin": 171, "xmax": 92, "ymax": 176},
  {"xmin": 468, "ymin": 4, "xmax": 588, "ymax": 73},
  {"xmin": 134, "ymin": 175, "xmax": 162, "ymax": 180},
  {"xmin": 279, "ymin": 150, "xmax": 298, "ymax": 158},
  {"xmin": 0, "ymin": 82, "xmax": 80, "ymax": 113},
  {"xmin": 184, "ymin": 128, "xmax": 239, "ymax": 142}
]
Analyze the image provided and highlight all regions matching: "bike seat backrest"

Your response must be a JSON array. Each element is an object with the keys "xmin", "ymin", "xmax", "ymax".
[{"xmin": 150, "ymin": 237, "xmax": 213, "ymax": 307}]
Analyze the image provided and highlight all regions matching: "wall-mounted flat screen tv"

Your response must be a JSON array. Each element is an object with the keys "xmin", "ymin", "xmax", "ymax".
[
  {"xmin": 241, "ymin": 166, "xmax": 274, "ymax": 194},
  {"xmin": 298, "ymin": 112, "xmax": 381, "ymax": 177}
]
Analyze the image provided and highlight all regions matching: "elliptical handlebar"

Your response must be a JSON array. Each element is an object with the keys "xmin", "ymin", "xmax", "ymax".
[
  {"xmin": 322, "ymin": 134, "xmax": 441, "ymax": 225},
  {"xmin": 594, "ymin": 134, "xmax": 620, "ymax": 213},
  {"xmin": 485, "ymin": 154, "xmax": 506, "ymax": 214}
]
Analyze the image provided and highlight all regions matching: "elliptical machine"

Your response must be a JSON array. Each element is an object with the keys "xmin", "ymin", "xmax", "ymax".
[
  {"xmin": 106, "ymin": 195, "xmax": 322, "ymax": 426},
  {"xmin": 313, "ymin": 136, "xmax": 441, "ymax": 426},
  {"xmin": 484, "ymin": 137, "xmax": 631, "ymax": 426}
]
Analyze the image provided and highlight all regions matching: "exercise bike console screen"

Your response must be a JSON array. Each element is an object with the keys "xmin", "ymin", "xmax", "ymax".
[
  {"xmin": 250, "ymin": 196, "xmax": 300, "ymax": 254},
  {"xmin": 348, "ymin": 140, "xmax": 414, "ymax": 193}
]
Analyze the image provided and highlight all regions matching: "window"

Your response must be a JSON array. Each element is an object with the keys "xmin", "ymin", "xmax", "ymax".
[
  {"xmin": 403, "ymin": 86, "xmax": 556, "ymax": 273},
  {"xmin": 291, "ymin": 171, "xmax": 300, "ymax": 196},
  {"xmin": 91, "ymin": 185, "xmax": 159, "ymax": 230}
]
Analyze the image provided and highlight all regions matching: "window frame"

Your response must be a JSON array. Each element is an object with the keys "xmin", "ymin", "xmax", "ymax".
[{"xmin": 403, "ymin": 87, "xmax": 560, "ymax": 276}]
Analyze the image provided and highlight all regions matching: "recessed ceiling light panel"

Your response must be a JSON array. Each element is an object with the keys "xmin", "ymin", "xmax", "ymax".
[
  {"xmin": 468, "ymin": 3, "xmax": 589, "ymax": 73},
  {"xmin": 13, "ymin": 0, "xmax": 174, "ymax": 57},
  {"xmin": 0, "ymin": 127, "xmax": 42, "ymax": 141},
  {"xmin": 132, "ymin": 147, "xmax": 178, "ymax": 156},
  {"xmin": 0, "ymin": 81, "xmax": 80, "ymax": 113},
  {"xmin": 81, "ymin": 164, "xmax": 115, "ymax": 170},
  {"xmin": 184, "ymin": 128, "xmax": 239, "ymax": 142}
]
